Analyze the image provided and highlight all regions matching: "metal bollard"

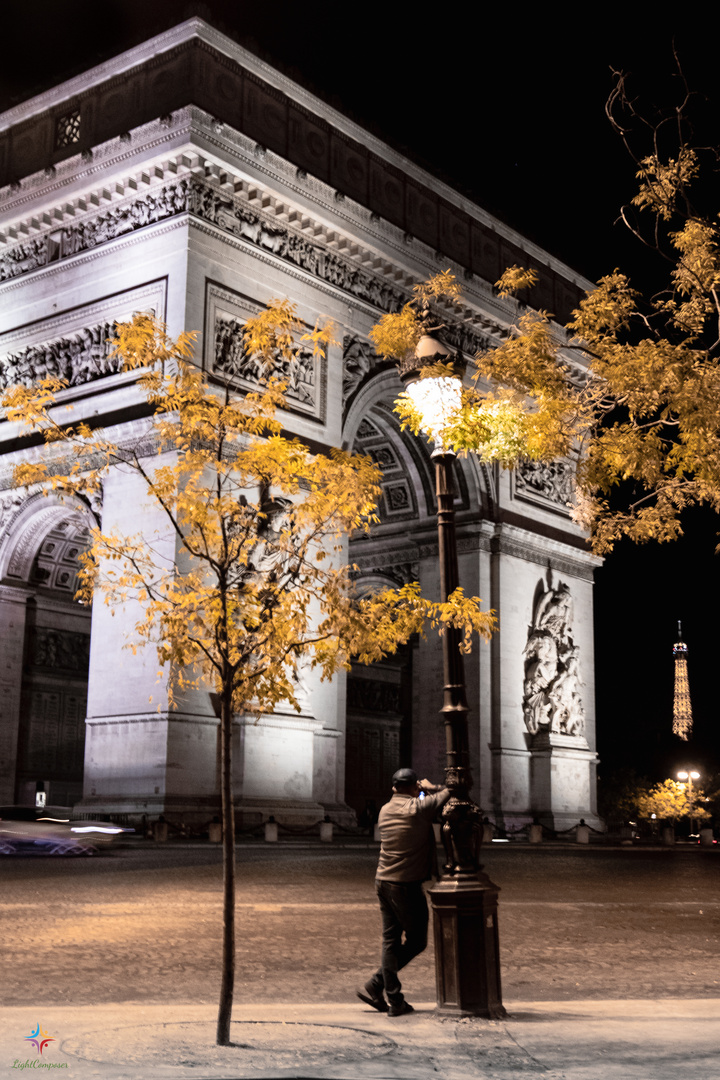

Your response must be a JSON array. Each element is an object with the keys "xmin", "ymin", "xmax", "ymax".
[
  {"xmin": 208, "ymin": 821, "xmax": 222, "ymax": 843},
  {"xmin": 576, "ymin": 821, "xmax": 590, "ymax": 844},
  {"xmin": 529, "ymin": 823, "xmax": 543, "ymax": 843},
  {"xmin": 154, "ymin": 820, "xmax": 168, "ymax": 843}
]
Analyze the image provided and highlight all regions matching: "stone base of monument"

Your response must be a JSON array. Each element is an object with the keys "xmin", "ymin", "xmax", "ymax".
[{"xmin": 530, "ymin": 730, "xmax": 602, "ymax": 832}]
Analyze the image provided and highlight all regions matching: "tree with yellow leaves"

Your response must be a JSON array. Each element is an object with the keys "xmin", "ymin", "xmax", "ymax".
[
  {"xmin": 2, "ymin": 305, "xmax": 494, "ymax": 1045},
  {"xmin": 371, "ymin": 67, "xmax": 720, "ymax": 558},
  {"xmin": 635, "ymin": 778, "xmax": 710, "ymax": 827}
]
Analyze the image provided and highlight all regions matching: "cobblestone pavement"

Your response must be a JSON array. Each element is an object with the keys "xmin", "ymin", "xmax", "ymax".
[{"xmin": 1, "ymin": 843, "xmax": 719, "ymax": 1008}]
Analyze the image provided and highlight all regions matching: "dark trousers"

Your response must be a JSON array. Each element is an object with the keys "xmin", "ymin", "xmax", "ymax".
[{"xmin": 371, "ymin": 879, "xmax": 429, "ymax": 1004}]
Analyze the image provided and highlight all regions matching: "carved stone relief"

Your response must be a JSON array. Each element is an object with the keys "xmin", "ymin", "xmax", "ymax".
[
  {"xmin": 1, "ymin": 173, "xmax": 496, "ymax": 362},
  {"xmin": 342, "ymin": 335, "xmax": 380, "ymax": 404},
  {"xmin": 355, "ymin": 417, "xmax": 381, "ymax": 440},
  {"xmin": 515, "ymin": 459, "xmax": 574, "ymax": 513},
  {"xmin": 0, "ymin": 179, "xmax": 191, "ymax": 283},
  {"xmin": 0, "ymin": 321, "xmax": 122, "ymax": 390},
  {"xmin": 206, "ymin": 283, "xmax": 326, "ymax": 422},
  {"xmin": 214, "ymin": 312, "xmax": 317, "ymax": 415},
  {"xmin": 27, "ymin": 627, "xmax": 91, "ymax": 672},
  {"xmin": 522, "ymin": 574, "xmax": 585, "ymax": 738}
]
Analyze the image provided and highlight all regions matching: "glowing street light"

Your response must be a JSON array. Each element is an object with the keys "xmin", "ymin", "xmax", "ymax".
[{"xmin": 677, "ymin": 770, "xmax": 701, "ymax": 833}]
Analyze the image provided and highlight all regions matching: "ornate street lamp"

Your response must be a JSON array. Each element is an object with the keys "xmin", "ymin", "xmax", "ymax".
[{"xmin": 396, "ymin": 331, "xmax": 505, "ymax": 1018}]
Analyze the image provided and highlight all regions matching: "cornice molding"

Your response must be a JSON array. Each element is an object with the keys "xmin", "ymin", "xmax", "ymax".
[{"xmin": 490, "ymin": 526, "xmax": 601, "ymax": 580}]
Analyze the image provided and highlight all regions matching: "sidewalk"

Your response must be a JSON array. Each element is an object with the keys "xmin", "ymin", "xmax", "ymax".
[{"xmin": 4, "ymin": 998, "xmax": 719, "ymax": 1079}]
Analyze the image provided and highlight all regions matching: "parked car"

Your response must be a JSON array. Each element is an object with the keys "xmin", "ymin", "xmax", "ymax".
[{"xmin": 0, "ymin": 806, "xmax": 133, "ymax": 855}]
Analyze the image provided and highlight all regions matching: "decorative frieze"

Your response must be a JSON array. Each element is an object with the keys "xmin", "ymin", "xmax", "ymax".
[
  {"xmin": 27, "ymin": 626, "xmax": 91, "ymax": 672},
  {"xmin": 1, "ymin": 171, "xmax": 500, "ymax": 365},
  {"xmin": 0, "ymin": 178, "xmax": 191, "ymax": 283},
  {"xmin": 515, "ymin": 459, "xmax": 575, "ymax": 514},
  {"xmin": 206, "ymin": 282, "xmax": 326, "ymax": 423},
  {"xmin": 0, "ymin": 320, "xmax": 122, "ymax": 390},
  {"xmin": 347, "ymin": 676, "xmax": 401, "ymax": 714},
  {"xmin": 215, "ymin": 312, "xmax": 318, "ymax": 415}
]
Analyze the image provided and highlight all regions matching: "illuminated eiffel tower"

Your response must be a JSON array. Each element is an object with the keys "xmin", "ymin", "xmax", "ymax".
[{"xmin": 672, "ymin": 621, "xmax": 693, "ymax": 741}]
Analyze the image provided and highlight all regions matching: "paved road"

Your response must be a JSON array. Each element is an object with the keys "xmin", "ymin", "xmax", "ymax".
[{"xmin": 2, "ymin": 844, "xmax": 719, "ymax": 1007}]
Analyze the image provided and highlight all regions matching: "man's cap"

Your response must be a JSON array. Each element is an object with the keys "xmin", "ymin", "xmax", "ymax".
[{"xmin": 392, "ymin": 768, "xmax": 418, "ymax": 786}]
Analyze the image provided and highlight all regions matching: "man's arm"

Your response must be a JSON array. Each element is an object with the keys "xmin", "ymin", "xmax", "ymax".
[{"xmin": 417, "ymin": 779, "xmax": 451, "ymax": 814}]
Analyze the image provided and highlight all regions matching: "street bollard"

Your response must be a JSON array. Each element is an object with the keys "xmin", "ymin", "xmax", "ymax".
[
  {"xmin": 662, "ymin": 826, "xmax": 675, "ymax": 846},
  {"xmin": 154, "ymin": 820, "xmax": 168, "ymax": 843},
  {"xmin": 373, "ymin": 823, "xmax": 382, "ymax": 842},
  {"xmin": 700, "ymin": 827, "xmax": 714, "ymax": 847},
  {"xmin": 482, "ymin": 819, "xmax": 495, "ymax": 844},
  {"xmin": 576, "ymin": 820, "xmax": 590, "ymax": 844},
  {"xmin": 264, "ymin": 818, "xmax": 278, "ymax": 842},
  {"xmin": 320, "ymin": 820, "xmax": 333, "ymax": 842},
  {"xmin": 529, "ymin": 823, "xmax": 543, "ymax": 843},
  {"xmin": 208, "ymin": 821, "xmax": 222, "ymax": 843}
]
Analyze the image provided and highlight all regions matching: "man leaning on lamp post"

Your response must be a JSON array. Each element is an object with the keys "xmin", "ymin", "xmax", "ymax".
[{"xmin": 357, "ymin": 768, "xmax": 450, "ymax": 1016}]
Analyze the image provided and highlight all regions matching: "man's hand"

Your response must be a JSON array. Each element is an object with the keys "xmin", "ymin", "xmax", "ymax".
[{"xmin": 418, "ymin": 778, "xmax": 443, "ymax": 794}]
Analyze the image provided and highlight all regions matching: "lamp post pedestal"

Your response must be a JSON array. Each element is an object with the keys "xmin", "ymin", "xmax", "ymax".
[{"xmin": 429, "ymin": 871, "xmax": 504, "ymax": 1017}]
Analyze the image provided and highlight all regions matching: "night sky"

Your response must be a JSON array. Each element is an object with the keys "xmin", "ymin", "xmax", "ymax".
[{"xmin": 3, "ymin": 2, "xmax": 719, "ymax": 786}]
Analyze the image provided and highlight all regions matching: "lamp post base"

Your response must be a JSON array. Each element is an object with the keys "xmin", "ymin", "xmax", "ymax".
[{"xmin": 429, "ymin": 871, "xmax": 506, "ymax": 1018}]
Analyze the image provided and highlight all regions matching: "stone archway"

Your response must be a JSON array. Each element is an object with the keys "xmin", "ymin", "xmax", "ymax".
[{"xmin": 0, "ymin": 493, "xmax": 95, "ymax": 806}]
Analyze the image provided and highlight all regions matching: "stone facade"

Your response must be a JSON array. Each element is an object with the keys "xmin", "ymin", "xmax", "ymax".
[{"xmin": 0, "ymin": 19, "xmax": 601, "ymax": 830}]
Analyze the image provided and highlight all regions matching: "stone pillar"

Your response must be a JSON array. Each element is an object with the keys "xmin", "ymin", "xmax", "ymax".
[
  {"xmin": 0, "ymin": 585, "xmax": 31, "ymax": 803},
  {"xmin": 79, "ymin": 461, "xmax": 220, "ymax": 821},
  {"xmin": 530, "ymin": 731, "xmax": 601, "ymax": 831}
]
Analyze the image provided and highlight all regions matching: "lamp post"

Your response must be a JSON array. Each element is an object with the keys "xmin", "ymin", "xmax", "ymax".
[
  {"xmin": 677, "ymin": 769, "xmax": 700, "ymax": 834},
  {"xmin": 397, "ymin": 332, "xmax": 505, "ymax": 1018}
]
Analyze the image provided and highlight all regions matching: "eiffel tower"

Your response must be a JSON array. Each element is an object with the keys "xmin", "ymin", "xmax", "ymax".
[{"xmin": 672, "ymin": 621, "xmax": 693, "ymax": 741}]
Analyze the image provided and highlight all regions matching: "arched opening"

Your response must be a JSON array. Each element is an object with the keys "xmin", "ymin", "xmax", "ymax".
[
  {"xmin": 344, "ymin": 402, "xmax": 431, "ymax": 820},
  {"xmin": 0, "ymin": 495, "xmax": 94, "ymax": 807}
]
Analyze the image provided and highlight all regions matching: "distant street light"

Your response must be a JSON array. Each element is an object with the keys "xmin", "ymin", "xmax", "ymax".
[
  {"xmin": 677, "ymin": 770, "xmax": 701, "ymax": 833},
  {"xmin": 396, "ymin": 330, "xmax": 505, "ymax": 1018}
]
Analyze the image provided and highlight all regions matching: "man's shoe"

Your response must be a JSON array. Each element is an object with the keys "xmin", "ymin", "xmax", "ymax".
[
  {"xmin": 356, "ymin": 987, "xmax": 389, "ymax": 1012},
  {"xmin": 388, "ymin": 1000, "xmax": 414, "ymax": 1017}
]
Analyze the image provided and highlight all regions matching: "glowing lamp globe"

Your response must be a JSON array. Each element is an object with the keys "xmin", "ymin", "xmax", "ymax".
[{"xmin": 396, "ymin": 333, "xmax": 465, "ymax": 448}]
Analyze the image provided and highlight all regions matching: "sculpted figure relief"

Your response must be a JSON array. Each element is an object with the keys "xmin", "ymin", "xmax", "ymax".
[
  {"xmin": 214, "ymin": 314, "xmax": 316, "ymax": 409},
  {"xmin": 1, "ymin": 175, "xmax": 496, "ymax": 359},
  {"xmin": 522, "ymin": 576, "xmax": 585, "ymax": 737},
  {"xmin": 1, "ymin": 322, "xmax": 122, "ymax": 390},
  {"xmin": 516, "ymin": 459, "xmax": 574, "ymax": 510}
]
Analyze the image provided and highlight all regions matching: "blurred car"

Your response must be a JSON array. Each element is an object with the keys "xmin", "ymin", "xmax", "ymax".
[{"xmin": 0, "ymin": 806, "xmax": 133, "ymax": 855}]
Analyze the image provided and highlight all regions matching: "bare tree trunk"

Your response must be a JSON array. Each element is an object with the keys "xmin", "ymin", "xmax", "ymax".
[{"xmin": 216, "ymin": 678, "xmax": 236, "ymax": 1046}]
